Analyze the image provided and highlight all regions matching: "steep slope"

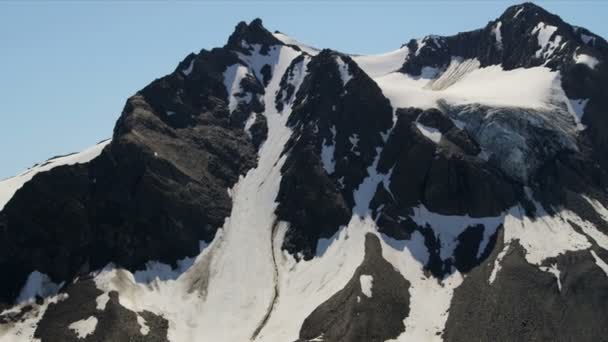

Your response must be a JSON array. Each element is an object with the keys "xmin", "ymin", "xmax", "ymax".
[{"xmin": 1, "ymin": 3, "xmax": 608, "ymax": 342}]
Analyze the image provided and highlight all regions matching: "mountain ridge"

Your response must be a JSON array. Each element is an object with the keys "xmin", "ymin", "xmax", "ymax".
[{"xmin": 1, "ymin": 3, "xmax": 608, "ymax": 341}]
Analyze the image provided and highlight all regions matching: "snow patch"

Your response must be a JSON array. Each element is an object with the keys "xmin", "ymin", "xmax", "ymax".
[
  {"xmin": 137, "ymin": 314, "xmax": 150, "ymax": 335},
  {"xmin": 95, "ymin": 292, "xmax": 110, "ymax": 311},
  {"xmin": 359, "ymin": 275, "xmax": 373, "ymax": 298},
  {"xmin": 492, "ymin": 21, "xmax": 503, "ymax": 49},
  {"xmin": 16, "ymin": 271, "xmax": 63, "ymax": 304},
  {"xmin": 244, "ymin": 112, "xmax": 257, "ymax": 138},
  {"xmin": 352, "ymin": 47, "xmax": 408, "ymax": 78},
  {"xmin": 0, "ymin": 139, "xmax": 111, "ymax": 211},
  {"xmin": 539, "ymin": 264, "xmax": 562, "ymax": 291},
  {"xmin": 489, "ymin": 243, "xmax": 510, "ymax": 284},
  {"xmin": 273, "ymin": 32, "xmax": 319, "ymax": 56},
  {"xmin": 352, "ymin": 148, "xmax": 392, "ymax": 216},
  {"xmin": 590, "ymin": 251, "xmax": 608, "ymax": 277},
  {"xmin": 503, "ymin": 206, "xmax": 591, "ymax": 265},
  {"xmin": 574, "ymin": 53, "xmax": 599, "ymax": 69},
  {"xmin": 181, "ymin": 59, "xmax": 194, "ymax": 76},
  {"xmin": 335, "ymin": 56, "xmax": 353, "ymax": 86},
  {"xmin": 68, "ymin": 316, "xmax": 98, "ymax": 339},
  {"xmin": 381, "ymin": 229, "xmax": 461, "ymax": 341},
  {"xmin": 415, "ymin": 123, "xmax": 442, "ymax": 143}
]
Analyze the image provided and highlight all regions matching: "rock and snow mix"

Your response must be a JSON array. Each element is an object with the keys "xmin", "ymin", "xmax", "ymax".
[
  {"xmin": 0, "ymin": 139, "xmax": 110, "ymax": 211},
  {"xmin": 532, "ymin": 22, "xmax": 560, "ymax": 59},
  {"xmin": 223, "ymin": 64, "xmax": 250, "ymax": 113},
  {"xmin": 415, "ymin": 123, "xmax": 442, "ymax": 144},
  {"xmin": 3, "ymin": 13, "xmax": 608, "ymax": 342}
]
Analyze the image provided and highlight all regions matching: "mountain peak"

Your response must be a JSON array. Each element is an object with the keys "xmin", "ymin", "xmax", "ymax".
[
  {"xmin": 2, "ymin": 5, "xmax": 608, "ymax": 342},
  {"xmin": 225, "ymin": 18, "xmax": 282, "ymax": 50}
]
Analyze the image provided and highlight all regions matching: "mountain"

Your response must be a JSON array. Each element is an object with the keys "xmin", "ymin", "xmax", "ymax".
[{"xmin": 1, "ymin": 2, "xmax": 608, "ymax": 341}]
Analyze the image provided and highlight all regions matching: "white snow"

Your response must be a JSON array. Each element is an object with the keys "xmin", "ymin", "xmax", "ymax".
[
  {"xmin": 359, "ymin": 275, "xmax": 373, "ymax": 298},
  {"xmin": 415, "ymin": 123, "xmax": 442, "ymax": 144},
  {"xmin": 321, "ymin": 126, "xmax": 337, "ymax": 175},
  {"xmin": 335, "ymin": 56, "xmax": 353, "ymax": 86},
  {"xmin": 503, "ymin": 205, "xmax": 591, "ymax": 266},
  {"xmin": 574, "ymin": 53, "xmax": 599, "ymax": 69},
  {"xmin": 16, "ymin": 271, "xmax": 63, "ymax": 304},
  {"xmin": 493, "ymin": 21, "xmax": 503, "ymax": 49},
  {"xmin": 374, "ymin": 60, "xmax": 561, "ymax": 111},
  {"xmin": 590, "ymin": 251, "xmax": 608, "ymax": 277},
  {"xmin": 513, "ymin": 7, "xmax": 524, "ymax": 18},
  {"xmin": 0, "ymin": 139, "xmax": 110, "ymax": 211},
  {"xmin": 352, "ymin": 47, "xmax": 409, "ymax": 78},
  {"xmin": 68, "ymin": 316, "xmax": 98, "ymax": 339},
  {"xmin": 256, "ymin": 218, "xmax": 369, "ymax": 341},
  {"xmin": 410, "ymin": 205, "xmax": 504, "ymax": 261},
  {"xmin": 137, "ymin": 314, "xmax": 150, "ymax": 335},
  {"xmin": 352, "ymin": 148, "xmax": 392, "ymax": 216},
  {"xmin": 539, "ymin": 264, "xmax": 562, "ymax": 291},
  {"xmin": 181, "ymin": 59, "xmax": 194, "ymax": 76},
  {"xmin": 95, "ymin": 292, "xmax": 109, "ymax": 311},
  {"xmin": 244, "ymin": 112, "xmax": 257, "ymax": 138},
  {"xmin": 223, "ymin": 63, "xmax": 249, "ymax": 113},
  {"xmin": 381, "ymin": 229, "xmax": 462, "ymax": 341},
  {"xmin": 532, "ymin": 22, "xmax": 559, "ymax": 59},
  {"xmin": 273, "ymin": 32, "xmax": 319, "ymax": 56},
  {"xmin": 166, "ymin": 110, "xmax": 176, "ymax": 116},
  {"xmin": 489, "ymin": 243, "xmax": 510, "ymax": 284}
]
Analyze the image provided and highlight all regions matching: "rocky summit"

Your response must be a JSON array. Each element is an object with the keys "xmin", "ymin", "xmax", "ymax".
[{"xmin": 1, "ymin": 2, "xmax": 608, "ymax": 341}]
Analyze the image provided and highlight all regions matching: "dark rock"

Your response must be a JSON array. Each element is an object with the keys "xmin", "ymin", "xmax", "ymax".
[
  {"xmin": 0, "ymin": 42, "xmax": 258, "ymax": 305},
  {"xmin": 276, "ymin": 50, "xmax": 392, "ymax": 259},
  {"xmin": 35, "ymin": 279, "xmax": 168, "ymax": 342},
  {"xmin": 444, "ymin": 230, "xmax": 608, "ymax": 342},
  {"xmin": 225, "ymin": 18, "xmax": 283, "ymax": 54},
  {"xmin": 297, "ymin": 234, "xmax": 410, "ymax": 342}
]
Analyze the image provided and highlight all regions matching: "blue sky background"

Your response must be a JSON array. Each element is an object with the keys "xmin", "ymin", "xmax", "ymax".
[{"xmin": 1, "ymin": 1, "xmax": 606, "ymax": 179}]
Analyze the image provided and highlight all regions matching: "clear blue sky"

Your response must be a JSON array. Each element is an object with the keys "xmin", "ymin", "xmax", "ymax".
[{"xmin": 1, "ymin": 1, "xmax": 606, "ymax": 179}]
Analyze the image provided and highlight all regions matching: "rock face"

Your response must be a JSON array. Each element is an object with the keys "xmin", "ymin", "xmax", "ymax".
[
  {"xmin": 297, "ymin": 234, "xmax": 410, "ymax": 342},
  {"xmin": 1, "ymin": 3, "xmax": 608, "ymax": 341}
]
